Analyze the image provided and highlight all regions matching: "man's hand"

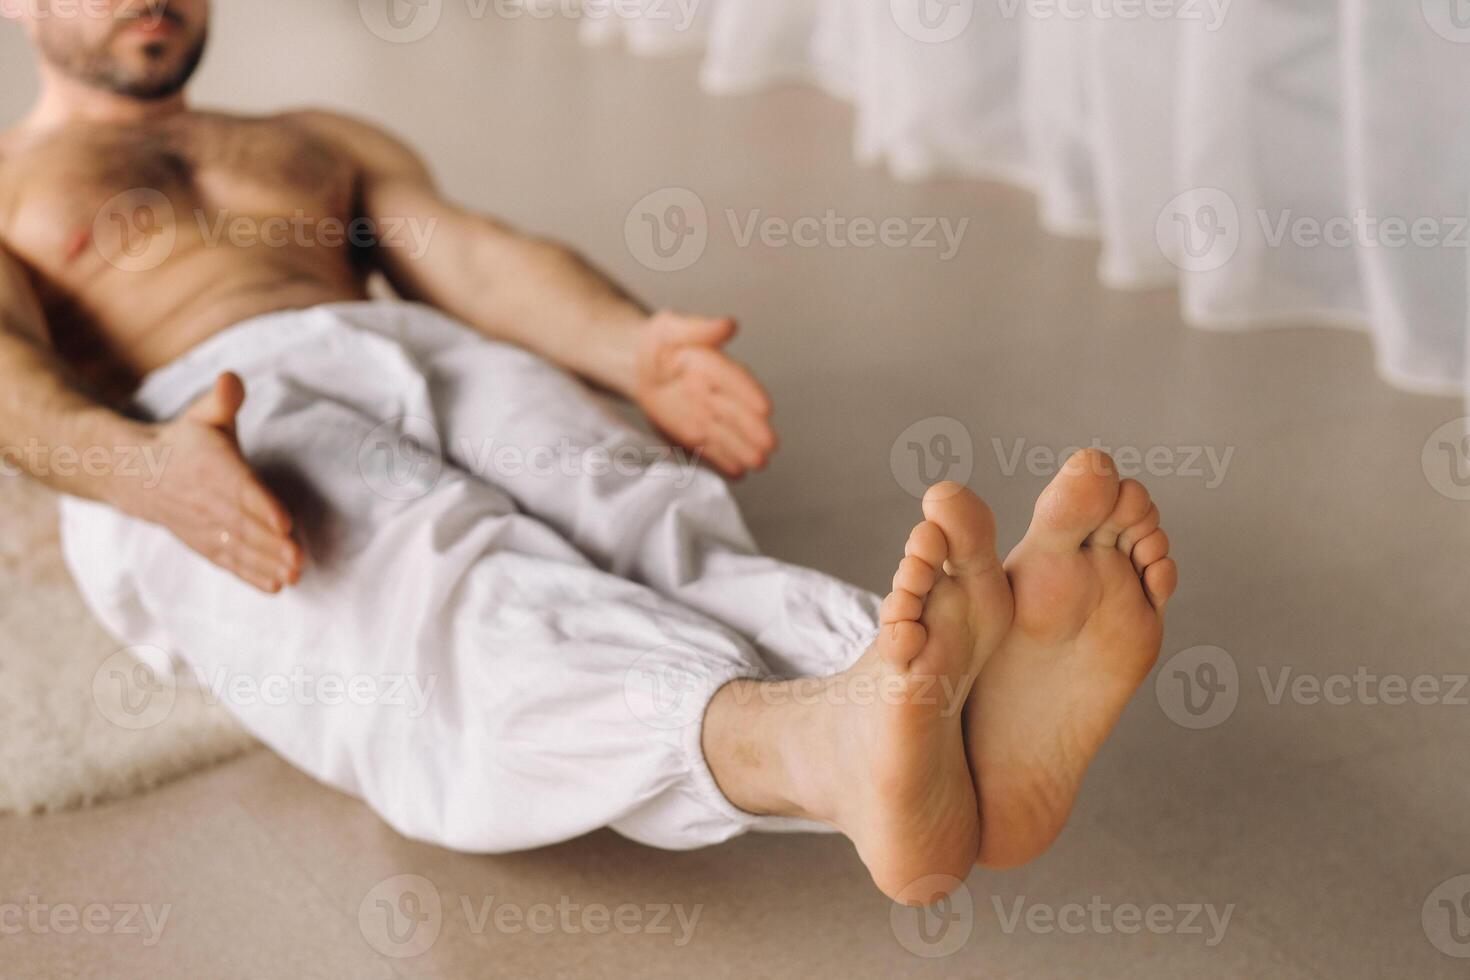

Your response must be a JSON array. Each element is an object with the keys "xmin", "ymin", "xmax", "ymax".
[
  {"xmin": 632, "ymin": 313, "xmax": 778, "ymax": 479},
  {"xmin": 123, "ymin": 373, "xmax": 304, "ymax": 594}
]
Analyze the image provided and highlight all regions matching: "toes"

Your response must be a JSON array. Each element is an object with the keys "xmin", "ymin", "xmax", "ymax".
[
  {"xmin": 1023, "ymin": 449, "xmax": 1121, "ymax": 553},
  {"xmin": 1143, "ymin": 557, "xmax": 1178, "ymax": 611},
  {"xmin": 904, "ymin": 520, "xmax": 948, "ymax": 569},
  {"xmin": 881, "ymin": 589, "xmax": 925, "ymax": 625},
  {"xmin": 1086, "ymin": 478, "xmax": 1152, "ymax": 549},
  {"xmin": 878, "ymin": 619, "xmax": 927, "ymax": 669},
  {"xmin": 1131, "ymin": 528, "xmax": 1170, "ymax": 572},
  {"xmin": 921, "ymin": 481, "xmax": 999, "ymax": 575},
  {"xmin": 888, "ymin": 517, "xmax": 952, "ymax": 626},
  {"xmin": 1117, "ymin": 504, "xmax": 1160, "ymax": 559},
  {"xmin": 892, "ymin": 556, "xmax": 938, "ymax": 598}
]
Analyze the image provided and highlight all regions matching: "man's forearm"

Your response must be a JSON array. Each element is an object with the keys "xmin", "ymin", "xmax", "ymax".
[
  {"xmin": 294, "ymin": 112, "xmax": 656, "ymax": 397},
  {"xmin": 382, "ymin": 206, "xmax": 652, "ymax": 396},
  {"xmin": 0, "ymin": 317, "xmax": 157, "ymax": 510},
  {"xmin": 466, "ymin": 233, "xmax": 650, "ymax": 396}
]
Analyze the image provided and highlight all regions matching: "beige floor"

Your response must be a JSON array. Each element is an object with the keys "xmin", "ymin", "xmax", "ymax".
[{"xmin": 4, "ymin": 6, "xmax": 1470, "ymax": 979}]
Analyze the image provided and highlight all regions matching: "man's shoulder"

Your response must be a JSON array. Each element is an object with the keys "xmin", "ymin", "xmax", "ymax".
[
  {"xmin": 272, "ymin": 108, "xmax": 428, "ymax": 179},
  {"xmin": 0, "ymin": 122, "xmax": 23, "ymax": 164},
  {"xmin": 271, "ymin": 107, "xmax": 392, "ymax": 145},
  {"xmin": 0, "ymin": 125, "xmax": 26, "ymax": 238}
]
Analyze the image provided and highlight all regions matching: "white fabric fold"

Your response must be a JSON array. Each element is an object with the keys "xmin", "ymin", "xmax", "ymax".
[{"xmin": 59, "ymin": 301, "xmax": 878, "ymax": 852}]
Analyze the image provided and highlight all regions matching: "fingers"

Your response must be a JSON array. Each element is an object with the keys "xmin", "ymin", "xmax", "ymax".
[
  {"xmin": 232, "ymin": 511, "xmax": 305, "ymax": 584},
  {"xmin": 711, "ymin": 392, "xmax": 777, "ymax": 465},
  {"xmin": 212, "ymin": 538, "xmax": 294, "ymax": 595},
  {"xmin": 199, "ymin": 461, "xmax": 302, "ymax": 591},
  {"xmin": 238, "ymin": 472, "xmax": 293, "ymax": 536},
  {"xmin": 698, "ymin": 429, "xmax": 759, "ymax": 479},
  {"xmin": 712, "ymin": 391, "xmax": 777, "ymax": 450},
  {"xmin": 688, "ymin": 397, "xmax": 777, "ymax": 477},
  {"xmin": 194, "ymin": 497, "xmax": 302, "ymax": 592}
]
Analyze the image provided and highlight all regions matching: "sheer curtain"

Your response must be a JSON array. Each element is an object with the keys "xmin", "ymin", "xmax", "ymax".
[{"xmin": 579, "ymin": 0, "xmax": 1470, "ymax": 398}]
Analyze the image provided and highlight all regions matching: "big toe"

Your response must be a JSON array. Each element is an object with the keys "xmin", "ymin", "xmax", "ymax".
[
  {"xmin": 921, "ymin": 482, "xmax": 1000, "ymax": 576},
  {"xmin": 1024, "ymin": 449, "xmax": 1121, "ymax": 552}
]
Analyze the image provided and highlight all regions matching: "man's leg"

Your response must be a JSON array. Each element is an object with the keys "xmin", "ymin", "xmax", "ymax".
[
  {"xmin": 65, "ymin": 472, "xmax": 782, "ymax": 851},
  {"xmin": 56, "ymin": 312, "xmax": 784, "ymax": 853},
  {"xmin": 61, "ymin": 381, "xmax": 1019, "ymax": 904}
]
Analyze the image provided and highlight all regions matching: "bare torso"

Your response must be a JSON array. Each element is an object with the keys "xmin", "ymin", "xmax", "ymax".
[{"xmin": 0, "ymin": 110, "xmax": 370, "ymax": 399}]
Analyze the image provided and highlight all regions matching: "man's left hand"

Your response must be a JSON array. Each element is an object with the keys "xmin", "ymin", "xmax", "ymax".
[{"xmin": 633, "ymin": 312, "xmax": 777, "ymax": 479}]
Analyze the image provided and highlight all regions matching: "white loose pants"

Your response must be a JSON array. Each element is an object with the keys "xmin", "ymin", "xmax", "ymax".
[{"xmin": 59, "ymin": 301, "xmax": 881, "ymax": 852}]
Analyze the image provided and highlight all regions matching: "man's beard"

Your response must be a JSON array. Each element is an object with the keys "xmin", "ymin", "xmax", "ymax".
[{"xmin": 39, "ymin": 28, "xmax": 208, "ymax": 102}]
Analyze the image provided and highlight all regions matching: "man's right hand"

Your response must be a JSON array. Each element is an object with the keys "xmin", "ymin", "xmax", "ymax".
[{"xmin": 124, "ymin": 372, "xmax": 304, "ymax": 594}]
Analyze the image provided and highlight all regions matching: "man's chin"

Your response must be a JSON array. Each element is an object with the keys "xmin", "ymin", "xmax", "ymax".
[
  {"xmin": 115, "ymin": 81, "xmax": 190, "ymax": 102},
  {"xmin": 94, "ymin": 65, "xmax": 187, "ymax": 101},
  {"xmin": 96, "ymin": 31, "xmax": 207, "ymax": 101}
]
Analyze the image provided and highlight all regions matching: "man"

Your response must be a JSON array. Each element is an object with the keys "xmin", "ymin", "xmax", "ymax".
[{"xmin": 0, "ymin": 0, "xmax": 1176, "ymax": 905}]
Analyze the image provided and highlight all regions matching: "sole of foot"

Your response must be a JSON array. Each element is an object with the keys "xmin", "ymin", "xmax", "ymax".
[
  {"xmin": 798, "ymin": 482, "xmax": 1014, "ymax": 905},
  {"xmin": 964, "ymin": 449, "xmax": 1177, "ymax": 869}
]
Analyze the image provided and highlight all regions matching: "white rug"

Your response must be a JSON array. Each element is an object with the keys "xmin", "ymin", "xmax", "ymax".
[{"xmin": 0, "ymin": 477, "xmax": 256, "ymax": 814}]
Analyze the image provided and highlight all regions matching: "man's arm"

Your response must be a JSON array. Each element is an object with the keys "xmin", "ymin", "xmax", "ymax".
[
  {"xmin": 291, "ymin": 111, "xmax": 777, "ymax": 478},
  {"xmin": 0, "ymin": 241, "xmax": 140, "ymax": 501},
  {"xmin": 0, "ymin": 243, "xmax": 302, "ymax": 593}
]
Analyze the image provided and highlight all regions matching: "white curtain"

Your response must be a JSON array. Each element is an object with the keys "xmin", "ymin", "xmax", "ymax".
[{"xmin": 578, "ymin": 0, "xmax": 1470, "ymax": 398}]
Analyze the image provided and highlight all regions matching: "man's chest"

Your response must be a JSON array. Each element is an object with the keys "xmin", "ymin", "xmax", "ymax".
[{"xmin": 0, "ymin": 115, "xmax": 360, "ymax": 275}]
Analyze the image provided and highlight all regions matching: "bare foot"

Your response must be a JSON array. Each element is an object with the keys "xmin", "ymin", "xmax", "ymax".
[
  {"xmin": 965, "ymin": 449, "xmax": 1178, "ymax": 869},
  {"xmin": 704, "ymin": 483, "xmax": 1013, "ymax": 904}
]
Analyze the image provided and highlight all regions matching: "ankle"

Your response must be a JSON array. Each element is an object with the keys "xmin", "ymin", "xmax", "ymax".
[{"xmin": 701, "ymin": 679, "xmax": 825, "ymax": 821}]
